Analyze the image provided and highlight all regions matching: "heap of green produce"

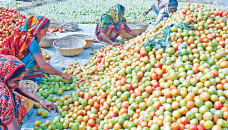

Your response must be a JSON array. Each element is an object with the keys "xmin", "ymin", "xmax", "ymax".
[{"xmin": 1, "ymin": 0, "xmax": 217, "ymax": 24}]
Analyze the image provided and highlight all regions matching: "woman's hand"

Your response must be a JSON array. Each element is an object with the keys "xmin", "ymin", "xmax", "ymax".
[
  {"xmin": 16, "ymin": 85, "xmax": 58, "ymax": 114},
  {"xmin": 40, "ymin": 100, "xmax": 58, "ymax": 113},
  {"xmin": 100, "ymin": 32, "xmax": 115, "ymax": 45},
  {"xmin": 143, "ymin": 11, "xmax": 148, "ymax": 15},
  {"xmin": 62, "ymin": 73, "xmax": 73, "ymax": 81}
]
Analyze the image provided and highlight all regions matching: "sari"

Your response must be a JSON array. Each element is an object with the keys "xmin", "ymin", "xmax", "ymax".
[
  {"xmin": 0, "ymin": 15, "xmax": 50, "ymax": 83},
  {"xmin": 0, "ymin": 54, "xmax": 27, "ymax": 130},
  {"xmin": 95, "ymin": 4, "xmax": 132, "ymax": 41}
]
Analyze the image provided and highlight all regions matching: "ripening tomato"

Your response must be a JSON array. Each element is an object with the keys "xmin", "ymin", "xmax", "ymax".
[
  {"xmin": 189, "ymin": 124, "xmax": 197, "ymax": 130},
  {"xmin": 154, "ymin": 63, "xmax": 162, "ymax": 69},
  {"xmin": 197, "ymin": 124, "xmax": 205, "ymax": 130},
  {"xmin": 109, "ymin": 112, "xmax": 117, "ymax": 119},
  {"xmin": 150, "ymin": 73, "xmax": 159, "ymax": 80},
  {"xmin": 88, "ymin": 119, "xmax": 95, "ymax": 127},
  {"xmin": 153, "ymin": 82, "xmax": 159, "ymax": 88},
  {"xmin": 214, "ymin": 101, "xmax": 223, "ymax": 110},
  {"xmin": 180, "ymin": 117, "xmax": 189, "ymax": 125},
  {"xmin": 188, "ymin": 18, "xmax": 193, "ymax": 24}
]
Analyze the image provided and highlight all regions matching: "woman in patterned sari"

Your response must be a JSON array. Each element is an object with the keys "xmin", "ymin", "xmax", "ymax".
[
  {"xmin": 0, "ymin": 54, "xmax": 57, "ymax": 130},
  {"xmin": 95, "ymin": 4, "xmax": 138, "ymax": 46},
  {"xmin": 0, "ymin": 15, "xmax": 72, "ymax": 83}
]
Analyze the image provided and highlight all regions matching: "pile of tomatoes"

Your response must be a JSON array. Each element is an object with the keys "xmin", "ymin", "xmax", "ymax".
[
  {"xmin": 47, "ymin": 27, "xmax": 65, "ymax": 34},
  {"xmin": 0, "ymin": 7, "xmax": 26, "ymax": 47},
  {"xmin": 0, "ymin": 8, "xmax": 66, "ymax": 48},
  {"xmin": 33, "ymin": 3, "xmax": 228, "ymax": 130}
]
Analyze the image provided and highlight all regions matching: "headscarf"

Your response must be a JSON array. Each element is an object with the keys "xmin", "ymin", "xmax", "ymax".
[
  {"xmin": 107, "ymin": 4, "xmax": 125, "ymax": 24},
  {"xmin": 169, "ymin": 0, "xmax": 178, "ymax": 6},
  {"xmin": 0, "ymin": 54, "xmax": 25, "ymax": 84},
  {"xmin": 0, "ymin": 54, "xmax": 26, "ymax": 126},
  {"xmin": 99, "ymin": 4, "xmax": 126, "ymax": 28},
  {"xmin": 0, "ymin": 15, "xmax": 50, "ymax": 60}
]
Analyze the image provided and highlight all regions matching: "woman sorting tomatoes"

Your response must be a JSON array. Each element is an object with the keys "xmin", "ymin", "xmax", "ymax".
[
  {"xmin": 0, "ymin": 15, "xmax": 72, "ymax": 83},
  {"xmin": 0, "ymin": 54, "xmax": 58, "ymax": 130},
  {"xmin": 144, "ymin": 0, "xmax": 178, "ymax": 26},
  {"xmin": 95, "ymin": 4, "xmax": 138, "ymax": 46}
]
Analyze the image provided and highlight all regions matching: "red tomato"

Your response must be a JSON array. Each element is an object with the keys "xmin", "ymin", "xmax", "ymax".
[
  {"xmin": 94, "ymin": 101, "xmax": 100, "ymax": 109},
  {"xmin": 188, "ymin": 18, "xmax": 193, "ymax": 24},
  {"xmin": 77, "ymin": 110, "xmax": 83, "ymax": 115},
  {"xmin": 145, "ymin": 86, "xmax": 153, "ymax": 94},
  {"xmin": 120, "ymin": 78, "xmax": 127, "ymax": 86},
  {"xmin": 150, "ymin": 73, "xmax": 159, "ymax": 80},
  {"xmin": 183, "ymin": 10, "xmax": 187, "ymax": 14},
  {"xmin": 140, "ymin": 50, "xmax": 148, "ymax": 57},
  {"xmin": 214, "ymin": 101, "xmax": 223, "ymax": 110},
  {"xmin": 222, "ymin": 12, "xmax": 227, "ymax": 17},
  {"xmin": 166, "ymin": 76, "xmax": 170, "ymax": 81},
  {"xmin": 84, "ymin": 94, "xmax": 92, "ymax": 101},
  {"xmin": 214, "ymin": 11, "xmax": 220, "ymax": 16},
  {"xmin": 154, "ymin": 63, "xmax": 162, "ymax": 69},
  {"xmin": 189, "ymin": 124, "xmax": 197, "ymax": 130},
  {"xmin": 127, "ymin": 84, "xmax": 133, "ymax": 90},
  {"xmin": 180, "ymin": 117, "xmax": 189, "ymax": 125},
  {"xmin": 130, "ymin": 90, "xmax": 134, "ymax": 94},
  {"xmin": 197, "ymin": 124, "xmax": 205, "ymax": 130},
  {"xmin": 88, "ymin": 119, "xmax": 95, "ymax": 127},
  {"xmin": 153, "ymin": 82, "xmax": 159, "ymax": 88},
  {"xmin": 109, "ymin": 112, "xmax": 117, "ymax": 119}
]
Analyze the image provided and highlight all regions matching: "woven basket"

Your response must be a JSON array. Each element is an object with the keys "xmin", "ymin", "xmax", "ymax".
[
  {"xmin": 69, "ymin": 34, "xmax": 95, "ymax": 48},
  {"xmin": 20, "ymin": 80, "xmax": 39, "ymax": 113},
  {"xmin": 120, "ymin": 24, "xmax": 145, "ymax": 39},
  {"xmin": 85, "ymin": 39, "xmax": 94, "ymax": 48},
  {"xmin": 39, "ymin": 32, "xmax": 58, "ymax": 48},
  {"xmin": 128, "ymin": 22, "xmax": 149, "ymax": 31},
  {"xmin": 53, "ymin": 35, "xmax": 86, "ymax": 56}
]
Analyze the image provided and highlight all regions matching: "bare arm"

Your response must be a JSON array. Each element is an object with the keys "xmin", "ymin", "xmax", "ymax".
[
  {"xmin": 105, "ymin": 28, "xmax": 112, "ymax": 37},
  {"xmin": 100, "ymin": 32, "xmax": 119, "ymax": 46},
  {"xmin": 6, "ymin": 117, "xmax": 20, "ymax": 130},
  {"xmin": 15, "ymin": 85, "xmax": 41, "ymax": 103},
  {"xmin": 15, "ymin": 85, "xmax": 58, "ymax": 113},
  {"xmin": 144, "ymin": 5, "xmax": 153, "ymax": 15},
  {"xmin": 34, "ymin": 53, "xmax": 62, "ymax": 75},
  {"xmin": 33, "ymin": 53, "xmax": 72, "ymax": 80}
]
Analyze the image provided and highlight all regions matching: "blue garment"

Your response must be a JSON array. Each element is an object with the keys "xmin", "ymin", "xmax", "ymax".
[
  {"xmin": 152, "ymin": 4, "xmax": 159, "ymax": 16},
  {"xmin": 28, "ymin": 38, "xmax": 41, "ymax": 55},
  {"xmin": 169, "ymin": 0, "xmax": 178, "ymax": 6},
  {"xmin": 154, "ymin": 5, "xmax": 170, "ymax": 26},
  {"xmin": 20, "ymin": 37, "xmax": 42, "ymax": 83}
]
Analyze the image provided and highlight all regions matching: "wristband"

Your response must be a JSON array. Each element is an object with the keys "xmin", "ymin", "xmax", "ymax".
[{"xmin": 39, "ymin": 100, "xmax": 43, "ymax": 104}]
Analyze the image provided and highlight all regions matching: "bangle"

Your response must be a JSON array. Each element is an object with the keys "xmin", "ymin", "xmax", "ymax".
[{"xmin": 39, "ymin": 100, "xmax": 43, "ymax": 104}]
